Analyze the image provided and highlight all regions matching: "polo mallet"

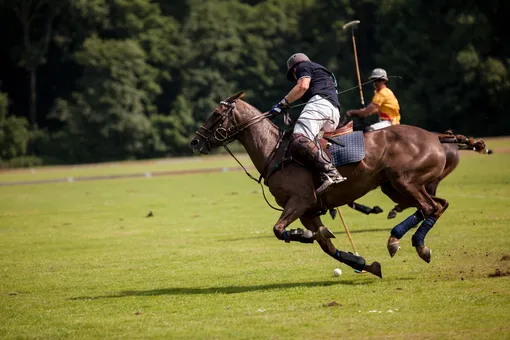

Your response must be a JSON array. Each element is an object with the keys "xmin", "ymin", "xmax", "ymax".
[
  {"xmin": 336, "ymin": 207, "xmax": 358, "ymax": 255},
  {"xmin": 343, "ymin": 20, "xmax": 365, "ymax": 108},
  {"xmin": 336, "ymin": 207, "xmax": 367, "ymax": 274}
]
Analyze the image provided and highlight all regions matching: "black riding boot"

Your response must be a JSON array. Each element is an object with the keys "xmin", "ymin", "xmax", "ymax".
[{"xmin": 290, "ymin": 134, "xmax": 346, "ymax": 195}]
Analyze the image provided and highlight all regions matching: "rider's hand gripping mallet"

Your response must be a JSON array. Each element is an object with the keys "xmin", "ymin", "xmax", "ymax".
[{"xmin": 343, "ymin": 20, "xmax": 365, "ymax": 108}]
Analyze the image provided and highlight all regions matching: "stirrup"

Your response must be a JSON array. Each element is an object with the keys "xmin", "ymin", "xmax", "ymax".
[{"xmin": 316, "ymin": 174, "xmax": 347, "ymax": 195}]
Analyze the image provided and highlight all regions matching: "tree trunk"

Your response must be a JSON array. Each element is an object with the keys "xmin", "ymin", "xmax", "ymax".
[{"xmin": 30, "ymin": 68, "xmax": 36, "ymax": 127}]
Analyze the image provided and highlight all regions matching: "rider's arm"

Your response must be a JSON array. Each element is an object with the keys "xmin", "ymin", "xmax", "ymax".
[
  {"xmin": 346, "ymin": 103, "xmax": 378, "ymax": 118},
  {"xmin": 285, "ymin": 77, "xmax": 310, "ymax": 104}
]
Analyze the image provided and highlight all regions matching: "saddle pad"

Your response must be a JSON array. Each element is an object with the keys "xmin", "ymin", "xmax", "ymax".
[{"xmin": 327, "ymin": 131, "xmax": 365, "ymax": 167}]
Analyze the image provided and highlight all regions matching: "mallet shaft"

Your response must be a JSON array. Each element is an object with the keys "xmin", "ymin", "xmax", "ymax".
[
  {"xmin": 351, "ymin": 34, "xmax": 365, "ymax": 108},
  {"xmin": 337, "ymin": 207, "xmax": 358, "ymax": 255}
]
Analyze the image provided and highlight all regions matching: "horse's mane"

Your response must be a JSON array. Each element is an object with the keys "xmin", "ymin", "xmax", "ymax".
[{"xmin": 237, "ymin": 99, "xmax": 279, "ymax": 130}]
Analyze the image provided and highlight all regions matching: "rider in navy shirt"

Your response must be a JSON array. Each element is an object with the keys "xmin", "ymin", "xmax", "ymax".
[
  {"xmin": 294, "ymin": 61, "xmax": 341, "ymax": 109},
  {"xmin": 270, "ymin": 53, "xmax": 346, "ymax": 195}
]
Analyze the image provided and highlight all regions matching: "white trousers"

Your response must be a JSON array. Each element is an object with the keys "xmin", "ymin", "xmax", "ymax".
[
  {"xmin": 366, "ymin": 120, "xmax": 392, "ymax": 131},
  {"xmin": 293, "ymin": 95, "xmax": 340, "ymax": 141}
]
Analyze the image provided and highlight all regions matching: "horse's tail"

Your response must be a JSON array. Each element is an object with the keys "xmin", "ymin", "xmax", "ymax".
[{"xmin": 437, "ymin": 130, "xmax": 492, "ymax": 154}]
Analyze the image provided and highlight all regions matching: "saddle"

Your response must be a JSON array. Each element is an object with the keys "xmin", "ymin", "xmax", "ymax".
[
  {"xmin": 319, "ymin": 121, "xmax": 365, "ymax": 167},
  {"xmin": 265, "ymin": 121, "xmax": 363, "ymax": 183},
  {"xmin": 323, "ymin": 120, "xmax": 354, "ymax": 138},
  {"xmin": 263, "ymin": 120, "xmax": 363, "ymax": 216},
  {"xmin": 319, "ymin": 120, "xmax": 353, "ymax": 150}
]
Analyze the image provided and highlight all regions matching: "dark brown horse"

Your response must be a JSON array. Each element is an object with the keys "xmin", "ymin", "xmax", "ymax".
[
  {"xmin": 189, "ymin": 91, "xmax": 486, "ymax": 277},
  {"xmin": 336, "ymin": 134, "xmax": 482, "ymax": 218},
  {"xmin": 387, "ymin": 142, "xmax": 460, "ymax": 219},
  {"xmin": 385, "ymin": 135, "xmax": 490, "ymax": 219}
]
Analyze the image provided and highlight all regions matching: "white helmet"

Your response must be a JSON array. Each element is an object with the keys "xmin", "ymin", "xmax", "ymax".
[{"xmin": 369, "ymin": 68, "xmax": 388, "ymax": 81}]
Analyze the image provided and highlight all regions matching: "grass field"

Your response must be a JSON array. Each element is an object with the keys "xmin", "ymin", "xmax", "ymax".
[{"xmin": 1, "ymin": 138, "xmax": 509, "ymax": 339}]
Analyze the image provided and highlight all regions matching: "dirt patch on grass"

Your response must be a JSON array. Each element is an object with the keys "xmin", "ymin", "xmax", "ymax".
[{"xmin": 488, "ymin": 269, "xmax": 510, "ymax": 278}]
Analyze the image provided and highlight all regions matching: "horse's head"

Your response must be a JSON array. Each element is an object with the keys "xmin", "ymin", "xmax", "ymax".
[{"xmin": 189, "ymin": 90, "xmax": 246, "ymax": 155}]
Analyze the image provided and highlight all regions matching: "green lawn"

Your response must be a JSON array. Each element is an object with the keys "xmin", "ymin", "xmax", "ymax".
[{"xmin": 0, "ymin": 139, "xmax": 509, "ymax": 339}]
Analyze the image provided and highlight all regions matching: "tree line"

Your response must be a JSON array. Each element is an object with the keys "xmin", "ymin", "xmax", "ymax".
[{"xmin": 0, "ymin": 0, "xmax": 508, "ymax": 167}]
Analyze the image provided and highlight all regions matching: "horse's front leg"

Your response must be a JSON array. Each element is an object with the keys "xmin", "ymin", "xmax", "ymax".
[
  {"xmin": 299, "ymin": 216, "xmax": 382, "ymax": 278},
  {"xmin": 273, "ymin": 197, "xmax": 334, "ymax": 244}
]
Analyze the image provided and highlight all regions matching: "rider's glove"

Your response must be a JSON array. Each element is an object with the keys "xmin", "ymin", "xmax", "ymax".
[{"xmin": 270, "ymin": 98, "xmax": 290, "ymax": 115}]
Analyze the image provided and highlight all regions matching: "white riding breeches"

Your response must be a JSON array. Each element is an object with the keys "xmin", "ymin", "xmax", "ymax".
[
  {"xmin": 293, "ymin": 95, "xmax": 340, "ymax": 141},
  {"xmin": 366, "ymin": 120, "xmax": 392, "ymax": 131}
]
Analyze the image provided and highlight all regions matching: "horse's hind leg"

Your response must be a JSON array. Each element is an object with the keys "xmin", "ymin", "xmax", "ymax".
[
  {"xmin": 411, "ymin": 195, "xmax": 449, "ymax": 263},
  {"xmin": 387, "ymin": 204, "xmax": 404, "ymax": 219},
  {"xmin": 387, "ymin": 148, "xmax": 452, "ymax": 220},
  {"xmin": 329, "ymin": 202, "xmax": 383, "ymax": 219},
  {"xmin": 380, "ymin": 183, "xmax": 422, "ymax": 242},
  {"xmin": 387, "ymin": 179, "xmax": 440, "ymax": 219},
  {"xmin": 349, "ymin": 202, "xmax": 383, "ymax": 215},
  {"xmin": 383, "ymin": 182, "xmax": 440, "ymax": 260},
  {"xmin": 299, "ymin": 216, "xmax": 382, "ymax": 278}
]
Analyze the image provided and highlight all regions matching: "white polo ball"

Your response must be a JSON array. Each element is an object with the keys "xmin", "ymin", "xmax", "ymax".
[{"xmin": 333, "ymin": 268, "xmax": 342, "ymax": 277}]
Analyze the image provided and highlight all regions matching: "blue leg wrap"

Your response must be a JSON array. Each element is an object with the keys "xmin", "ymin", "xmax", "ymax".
[
  {"xmin": 391, "ymin": 210, "xmax": 424, "ymax": 239},
  {"xmin": 412, "ymin": 217, "xmax": 437, "ymax": 247}
]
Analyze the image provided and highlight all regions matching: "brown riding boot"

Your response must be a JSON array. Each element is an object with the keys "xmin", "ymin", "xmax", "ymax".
[{"xmin": 290, "ymin": 134, "xmax": 347, "ymax": 195}]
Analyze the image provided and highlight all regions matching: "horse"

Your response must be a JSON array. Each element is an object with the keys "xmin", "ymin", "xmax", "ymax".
[
  {"xmin": 386, "ymin": 142, "xmax": 460, "ymax": 219},
  {"xmin": 354, "ymin": 136, "xmax": 489, "ymax": 219},
  {"xmin": 348, "ymin": 142, "xmax": 460, "ymax": 219},
  {"xmin": 189, "ymin": 91, "xmax": 487, "ymax": 278}
]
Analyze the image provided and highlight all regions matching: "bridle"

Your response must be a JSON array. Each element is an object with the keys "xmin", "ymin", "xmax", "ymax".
[
  {"xmin": 194, "ymin": 99, "xmax": 284, "ymax": 212},
  {"xmin": 195, "ymin": 100, "xmax": 272, "ymax": 151}
]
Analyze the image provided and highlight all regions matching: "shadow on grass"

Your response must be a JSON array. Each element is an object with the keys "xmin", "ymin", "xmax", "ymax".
[
  {"xmin": 70, "ymin": 278, "xmax": 413, "ymax": 300},
  {"xmin": 335, "ymin": 228, "xmax": 392, "ymax": 234}
]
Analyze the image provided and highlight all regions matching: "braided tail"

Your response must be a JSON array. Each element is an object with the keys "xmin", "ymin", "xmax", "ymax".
[{"xmin": 437, "ymin": 130, "xmax": 492, "ymax": 154}]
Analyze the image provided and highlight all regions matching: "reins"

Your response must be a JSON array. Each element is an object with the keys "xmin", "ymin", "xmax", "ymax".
[
  {"xmin": 288, "ymin": 76, "xmax": 403, "ymax": 109},
  {"xmin": 223, "ymin": 145, "xmax": 284, "ymax": 212},
  {"xmin": 197, "ymin": 100, "xmax": 284, "ymax": 212}
]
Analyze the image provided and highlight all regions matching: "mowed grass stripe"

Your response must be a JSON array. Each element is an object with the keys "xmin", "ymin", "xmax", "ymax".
[
  {"xmin": 0, "ymin": 141, "xmax": 509, "ymax": 339},
  {"xmin": 0, "ymin": 153, "xmax": 252, "ymax": 183}
]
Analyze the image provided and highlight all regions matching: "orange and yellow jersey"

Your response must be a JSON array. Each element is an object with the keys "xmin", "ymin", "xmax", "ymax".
[{"xmin": 372, "ymin": 86, "xmax": 400, "ymax": 125}]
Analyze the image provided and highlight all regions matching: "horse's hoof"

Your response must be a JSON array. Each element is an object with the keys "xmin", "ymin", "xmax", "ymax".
[
  {"xmin": 316, "ymin": 226, "xmax": 336, "ymax": 241},
  {"xmin": 415, "ymin": 246, "xmax": 431, "ymax": 263},
  {"xmin": 371, "ymin": 206, "xmax": 383, "ymax": 214},
  {"xmin": 364, "ymin": 261, "xmax": 382, "ymax": 279},
  {"xmin": 387, "ymin": 236, "xmax": 401, "ymax": 257},
  {"xmin": 387, "ymin": 209, "xmax": 397, "ymax": 219}
]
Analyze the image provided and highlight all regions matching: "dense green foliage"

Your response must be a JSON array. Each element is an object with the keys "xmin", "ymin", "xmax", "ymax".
[
  {"xmin": 0, "ymin": 0, "xmax": 507, "ymax": 165},
  {"xmin": 0, "ymin": 93, "xmax": 31, "ymax": 166}
]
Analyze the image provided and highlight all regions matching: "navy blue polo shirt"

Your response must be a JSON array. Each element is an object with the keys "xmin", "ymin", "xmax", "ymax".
[{"xmin": 295, "ymin": 61, "xmax": 341, "ymax": 109}]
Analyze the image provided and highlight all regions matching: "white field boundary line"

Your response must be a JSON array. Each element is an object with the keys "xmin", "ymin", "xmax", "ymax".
[{"xmin": 0, "ymin": 166, "xmax": 256, "ymax": 187}]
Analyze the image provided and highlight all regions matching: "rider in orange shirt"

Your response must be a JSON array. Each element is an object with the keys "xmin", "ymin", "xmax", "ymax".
[{"xmin": 346, "ymin": 68, "xmax": 400, "ymax": 129}]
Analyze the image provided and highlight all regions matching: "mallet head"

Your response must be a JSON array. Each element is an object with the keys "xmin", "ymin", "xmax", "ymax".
[{"xmin": 343, "ymin": 20, "xmax": 360, "ymax": 30}]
